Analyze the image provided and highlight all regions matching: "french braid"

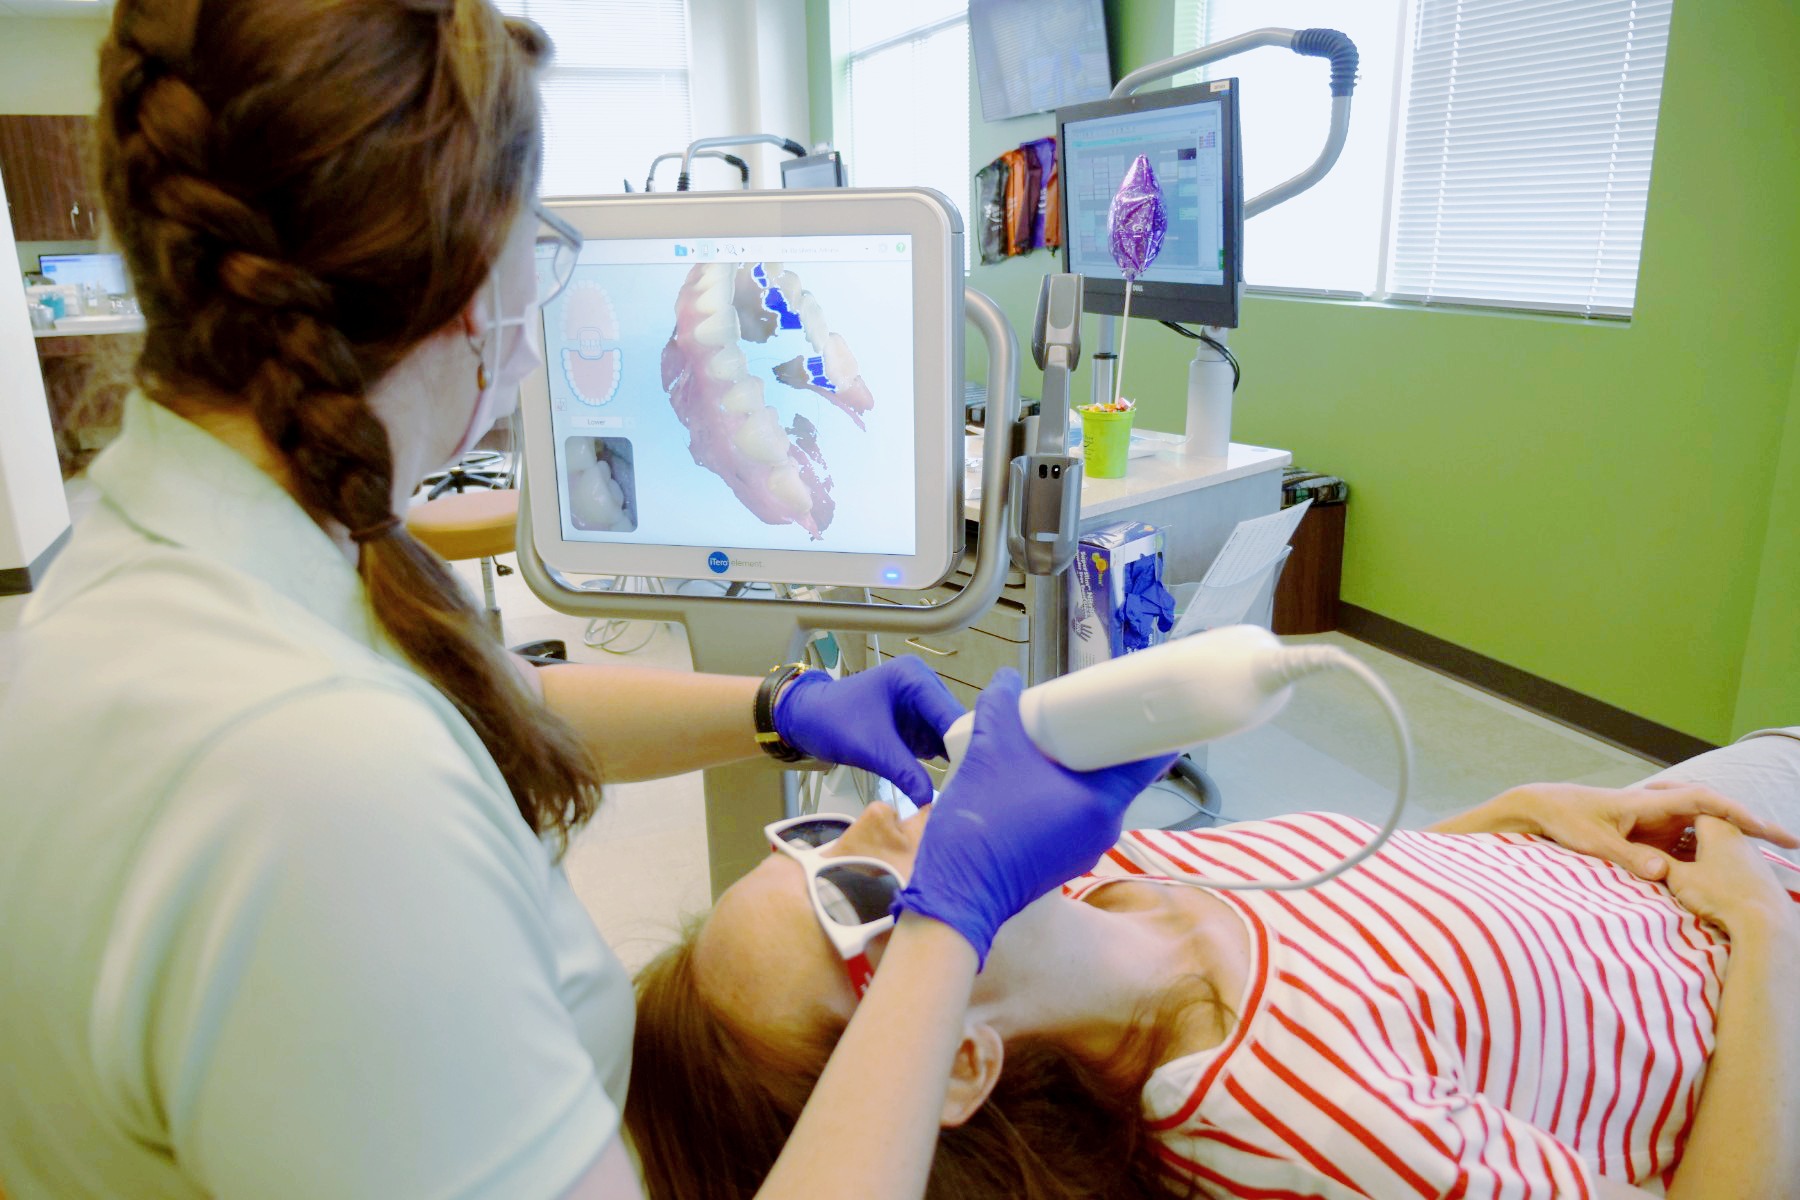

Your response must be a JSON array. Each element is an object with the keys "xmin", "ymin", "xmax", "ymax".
[{"xmin": 96, "ymin": 0, "xmax": 600, "ymax": 844}]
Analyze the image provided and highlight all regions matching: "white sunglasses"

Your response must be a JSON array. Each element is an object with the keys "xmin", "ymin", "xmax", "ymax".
[{"xmin": 765, "ymin": 814, "xmax": 906, "ymax": 998}]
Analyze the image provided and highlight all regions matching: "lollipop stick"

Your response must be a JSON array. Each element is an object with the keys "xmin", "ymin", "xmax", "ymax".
[{"xmin": 1113, "ymin": 284, "xmax": 1134, "ymax": 407}]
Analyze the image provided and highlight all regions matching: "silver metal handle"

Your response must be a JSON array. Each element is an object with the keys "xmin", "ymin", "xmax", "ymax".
[
  {"xmin": 70, "ymin": 203, "xmax": 79, "ymax": 234},
  {"xmin": 1109, "ymin": 29, "xmax": 1354, "ymax": 219},
  {"xmin": 904, "ymin": 637, "xmax": 957, "ymax": 658}
]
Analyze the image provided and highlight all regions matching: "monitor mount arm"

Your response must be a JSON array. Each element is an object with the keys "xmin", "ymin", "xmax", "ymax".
[
  {"xmin": 1009, "ymin": 273, "xmax": 1084, "ymax": 577},
  {"xmin": 645, "ymin": 149, "xmax": 750, "ymax": 192},
  {"xmin": 676, "ymin": 133, "xmax": 809, "ymax": 192},
  {"xmin": 1089, "ymin": 28, "xmax": 1359, "ymax": 410}
]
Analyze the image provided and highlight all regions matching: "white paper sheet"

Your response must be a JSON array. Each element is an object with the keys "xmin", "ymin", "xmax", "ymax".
[{"xmin": 1169, "ymin": 499, "xmax": 1311, "ymax": 638}]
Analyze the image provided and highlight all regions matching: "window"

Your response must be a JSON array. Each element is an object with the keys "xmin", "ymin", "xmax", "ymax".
[
  {"xmin": 1184, "ymin": 0, "xmax": 1672, "ymax": 317},
  {"xmin": 1182, "ymin": 0, "xmax": 1409, "ymax": 296},
  {"xmin": 841, "ymin": 2, "xmax": 972, "ymax": 231},
  {"xmin": 1389, "ymin": 0, "xmax": 1671, "ymax": 316},
  {"xmin": 495, "ymin": 0, "xmax": 693, "ymax": 198}
]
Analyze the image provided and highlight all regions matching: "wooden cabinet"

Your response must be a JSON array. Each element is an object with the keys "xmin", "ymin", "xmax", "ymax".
[
  {"xmin": 0, "ymin": 115, "xmax": 100, "ymax": 242},
  {"xmin": 34, "ymin": 331, "xmax": 135, "ymax": 478}
]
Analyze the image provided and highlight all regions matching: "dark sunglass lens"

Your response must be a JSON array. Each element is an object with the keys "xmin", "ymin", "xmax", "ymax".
[
  {"xmin": 814, "ymin": 863, "xmax": 901, "ymax": 926},
  {"xmin": 779, "ymin": 818, "xmax": 851, "ymax": 849}
]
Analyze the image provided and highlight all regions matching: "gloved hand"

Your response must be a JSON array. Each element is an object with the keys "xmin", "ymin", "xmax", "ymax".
[
  {"xmin": 891, "ymin": 669, "xmax": 1176, "ymax": 966},
  {"xmin": 773, "ymin": 656, "xmax": 966, "ymax": 810}
]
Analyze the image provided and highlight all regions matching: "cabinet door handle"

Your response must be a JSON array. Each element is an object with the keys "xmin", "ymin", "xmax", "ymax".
[
  {"xmin": 70, "ymin": 203, "xmax": 80, "ymax": 234},
  {"xmin": 904, "ymin": 637, "xmax": 958, "ymax": 658}
]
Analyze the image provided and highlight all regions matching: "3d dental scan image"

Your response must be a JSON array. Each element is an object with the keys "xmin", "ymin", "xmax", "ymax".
[
  {"xmin": 539, "ymin": 238, "xmax": 916, "ymax": 554},
  {"xmin": 662, "ymin": 259, "xmax": 874, "ymax": 538},
  {"xmin": 565, "ymin": 437, "xmax": 638, "ymax": 532}
]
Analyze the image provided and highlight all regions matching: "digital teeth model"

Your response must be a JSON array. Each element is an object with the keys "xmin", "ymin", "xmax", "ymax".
[
  {"xmin": 561, "ymin": 281, "xmax": 623, "ymax": 406},
  {"xmin": 661, "ymin": 261, "xmax": 873, "ymax": 538}
]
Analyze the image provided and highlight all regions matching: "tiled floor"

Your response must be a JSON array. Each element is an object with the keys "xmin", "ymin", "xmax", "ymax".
[{"xmin": 2, "ymin": 480, "xmax": 1662, "ymax": 973}]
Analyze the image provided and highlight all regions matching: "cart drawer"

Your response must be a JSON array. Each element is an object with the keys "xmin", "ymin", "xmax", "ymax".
[
  {"xmin": 868, "ymin": 589, "xmax": 1030, "ymax": 642},
  {"xmin": 878, "ymin": 620, "xmax": 1026, "ymax": 691}
]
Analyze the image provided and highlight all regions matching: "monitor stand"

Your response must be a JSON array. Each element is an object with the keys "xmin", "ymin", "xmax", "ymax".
[{"xmin": 517, "ymin": 288, "xmax": 1023, "ymax": 897}]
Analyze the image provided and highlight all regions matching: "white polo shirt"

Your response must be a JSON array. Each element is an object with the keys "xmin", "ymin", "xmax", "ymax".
[{"xmin": 0, "ymin": 395, "xmax": 631, "ymax": 1199}]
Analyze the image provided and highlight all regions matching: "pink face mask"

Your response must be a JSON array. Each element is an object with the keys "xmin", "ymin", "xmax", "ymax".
[{"xmin": 451, "ymin": 232, "xmax": 543, "ymax": 460}]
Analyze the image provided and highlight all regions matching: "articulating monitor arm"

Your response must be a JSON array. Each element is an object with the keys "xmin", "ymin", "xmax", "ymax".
[
  {"xmin": 676, "ymin": 134, "xmax": 809, "ymax": 193},
  {"xmin": 645, "ymin": 150, "xmax": 750, "ymax": 192},
  {"xmin": 1009, "ymin": 273, "xmax": 1084, "ymax": 577},
  {"xmin": 1110, "ymin": 28, "xmax": 1358, "ymax": 219}
]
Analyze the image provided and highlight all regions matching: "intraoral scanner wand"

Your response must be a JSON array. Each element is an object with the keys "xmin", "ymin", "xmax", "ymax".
[{"xmin": 942, "ymin": 625, "xmax": 1413, "ymax": 890}]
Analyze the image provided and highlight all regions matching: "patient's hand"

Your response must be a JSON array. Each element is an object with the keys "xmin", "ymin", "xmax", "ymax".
[
  {"xmin": 1434, "ymin": 781, "xmax": 1799, "ymax": 881},
  {"xmin": 1663, "ymin": 815, "xmax": 1798, "ymax": 937}
]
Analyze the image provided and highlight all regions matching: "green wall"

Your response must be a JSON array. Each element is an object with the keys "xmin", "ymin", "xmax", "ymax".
[
  {"xmin": 1733, "ymin": 341, "xmax": 1800, "ymax": 731},
  {"xmin": 811, "ymin": 0, "xmax": 1800, "ymax": 744}
]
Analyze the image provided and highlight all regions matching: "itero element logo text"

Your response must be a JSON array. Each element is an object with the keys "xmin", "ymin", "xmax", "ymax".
[{"xmin": 706, "ymin": 551, "xmax": 763, "ymax": 574}]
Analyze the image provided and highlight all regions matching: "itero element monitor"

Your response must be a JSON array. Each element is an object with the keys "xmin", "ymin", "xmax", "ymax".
[
  {"xmin": 518, "ymin": 190, "xmax": 964, "ymax": 589},
  {"xmin": 1057, "ymin": 78, "xmax": 1243, "ymax": 328}
]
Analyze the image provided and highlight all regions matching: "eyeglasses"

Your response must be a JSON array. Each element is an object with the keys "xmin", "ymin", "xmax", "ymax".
[
  {"xmin": 535, "ymin": 205, "xmax": 581, "ymax": 306},
  {"xmin": 765, "ymin": 814, "xmax": 905, "ymax": 998}
]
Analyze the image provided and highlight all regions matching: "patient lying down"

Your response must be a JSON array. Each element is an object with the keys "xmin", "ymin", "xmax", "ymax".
[{"xmin": 627, "ymin": 784, "xmax": 1800, "ymax": 1200}]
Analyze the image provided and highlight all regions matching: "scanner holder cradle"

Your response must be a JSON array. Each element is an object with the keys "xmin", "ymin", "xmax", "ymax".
[{"xmin": 1009, "ymin": 273, "xmax": 1085, "ymax": 578}]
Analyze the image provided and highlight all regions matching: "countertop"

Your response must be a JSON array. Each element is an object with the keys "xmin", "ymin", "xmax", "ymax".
[
  {"xmin": 32, "ymin": 315, "xmax": 146, "ymax": 338},
  {"xmin": 964, "ymin": 429, "xmax": 1291, "ymax": 521}
]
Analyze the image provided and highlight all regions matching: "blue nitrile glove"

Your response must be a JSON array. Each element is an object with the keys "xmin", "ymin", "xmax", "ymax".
[
  {"xmin": 1121, "ymin": 555, "xmax": 1175, "ymax": 652},
  {"xmin": 773, "ymin": 656, "xmax": 967, "ymax": 809},
  {"xmin": 891, "ymin": 669, "xmax": 1177, "ymax": 966}
]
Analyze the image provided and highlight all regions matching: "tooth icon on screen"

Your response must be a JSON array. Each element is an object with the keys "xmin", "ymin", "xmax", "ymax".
[{"xmin": 561, "ymin": 281, "xmax": 623, "ymax": 407}]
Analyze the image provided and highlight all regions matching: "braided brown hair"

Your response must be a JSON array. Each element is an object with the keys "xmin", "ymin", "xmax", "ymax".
[{"xmin": 96, "ymin": 0, "xmax": 600, "ymax": 843}]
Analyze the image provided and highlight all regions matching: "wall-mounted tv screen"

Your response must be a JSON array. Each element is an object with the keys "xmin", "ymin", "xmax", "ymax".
[{"xmin": 970, "ymin": 0, "xmax": 1112, "ymax": 122}]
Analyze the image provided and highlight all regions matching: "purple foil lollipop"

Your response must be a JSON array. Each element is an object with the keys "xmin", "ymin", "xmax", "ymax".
[{"xmin": 1109, "ymin": 154, "xmax": 1167, "ymax": 280}]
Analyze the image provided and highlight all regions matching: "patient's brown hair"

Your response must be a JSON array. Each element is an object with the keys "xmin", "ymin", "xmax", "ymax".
[
  {"xmin": 95, "ymin": 0, "xmax": 599, "ymax": 842},
  {"xmin": 626, "ymin": 927, "xmax": 1206, "ymax": 1200}
]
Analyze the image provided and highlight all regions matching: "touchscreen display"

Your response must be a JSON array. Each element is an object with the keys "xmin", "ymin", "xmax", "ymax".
[
  {"xmin": 1063, "ymin": 99, "xmax": 1227, "ymax": 287},
  {"xmin": 538, "ymin": 235, "xmax": 917, "ymax": 557}
]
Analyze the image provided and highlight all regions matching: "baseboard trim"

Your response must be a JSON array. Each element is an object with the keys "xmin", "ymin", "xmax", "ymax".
[
  {"xmin": 0, "ymin": 525, "xmax": 71, "ymax": 597},
  {"xmin": 1337, "ymin": 603, "xmax": 1716, "ymax": 767}
]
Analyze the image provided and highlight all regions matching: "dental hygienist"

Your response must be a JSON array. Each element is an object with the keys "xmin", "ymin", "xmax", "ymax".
[{"xmin": 0, "ymin": 3, "xmax": 1173, "ymax": 1199}]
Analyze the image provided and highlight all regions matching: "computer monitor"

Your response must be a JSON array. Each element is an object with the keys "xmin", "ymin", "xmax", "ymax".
[
  {"xmin": 970, "ymin": 0, "xmax": 1111, "ymax": 121},
  {"xmin": 1057, "ymin": 79, "xmax": 1243, "ymax": 328},
  {"xmin": 518, "ymin": 190, "xmax": 964, "ymax": 590},
  {"xmin": 38, "ymin": 252, "xmax": 129, "ymax": 295},
  {"xmin": 780, "ymin": 152, "xmax": 846, "ymax": 189}
]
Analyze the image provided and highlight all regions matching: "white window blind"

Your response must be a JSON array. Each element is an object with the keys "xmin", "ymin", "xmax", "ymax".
[
  {"xmin": 495, "ymin": 0, "xmax": 693, "ymax": 197},
  {"xmin": 1389, "ymin": 0, "xmax": 1672, "ymax": 316},
  {"xmin": 843, "ymin": 4, "xmax": 972, "ymax": 234},
  {"xmin": 1183, "ymin": 0, "xmax": 1409, "ymax": 296}
]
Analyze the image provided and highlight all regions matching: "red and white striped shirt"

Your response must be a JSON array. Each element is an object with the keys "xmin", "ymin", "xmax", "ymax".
[{"xmin": 1064, "ymin": 813, "xmax": 1800, "ymax": 1199}]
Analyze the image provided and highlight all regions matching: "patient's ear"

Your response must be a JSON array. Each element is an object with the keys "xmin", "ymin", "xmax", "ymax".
[{"xmin": 941, "ymin": 1024, "xmax": 1004, "ymax": 1128}]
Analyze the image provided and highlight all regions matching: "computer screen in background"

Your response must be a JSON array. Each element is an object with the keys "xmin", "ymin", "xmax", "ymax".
[
  {"xmin": 780, "ymin": 153, "xmax": 846, "ymax": 189},
  {"xmin": 1057, "ymin": 79, "xmax": 1243, "ymax": 327},
  {"xmin": 970, "ymin": 0, "xmax": 1111, "ymax": 121},
  {"xmin": 38, "ymin": 253, "xmax": 130, "ymax": 296}
]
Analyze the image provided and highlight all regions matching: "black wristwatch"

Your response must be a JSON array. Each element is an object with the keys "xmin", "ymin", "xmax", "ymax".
[{"xmin": 753, "ymin": 662, "xmax": 811, "ymax": 763}]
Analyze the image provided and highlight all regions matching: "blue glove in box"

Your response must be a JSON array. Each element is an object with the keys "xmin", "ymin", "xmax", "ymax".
[{"xmin": 1066, "ymin": 520, "xmax": 1175, "ymax": 671}]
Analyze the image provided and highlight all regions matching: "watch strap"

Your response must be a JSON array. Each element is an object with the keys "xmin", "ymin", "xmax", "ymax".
[{"xmin": 754, "ymin": 662, "xmax": 810, "ymax": 763}]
